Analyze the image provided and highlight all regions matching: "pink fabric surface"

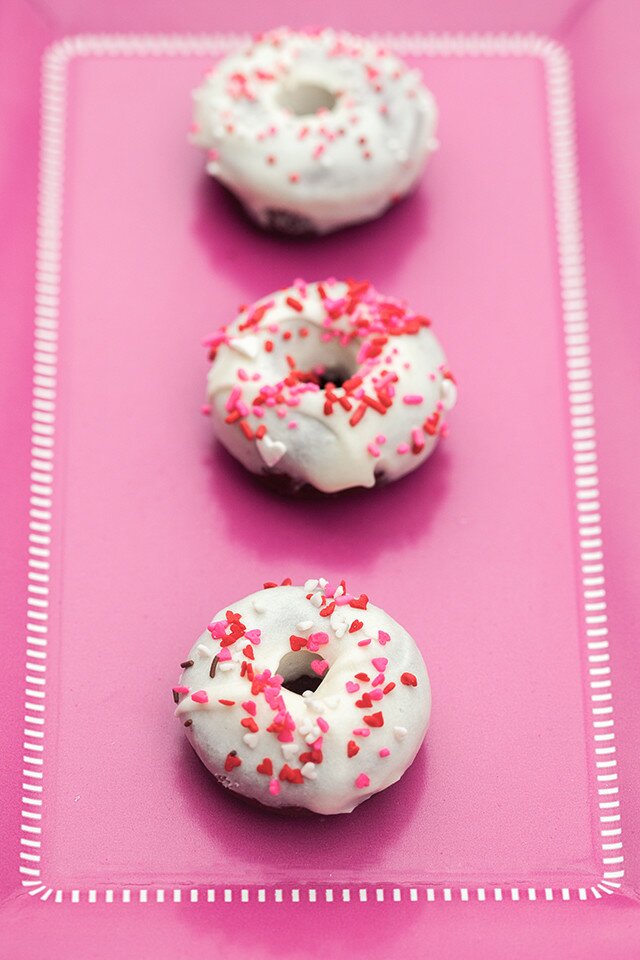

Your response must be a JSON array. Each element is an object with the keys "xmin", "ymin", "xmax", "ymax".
[{"xmin": 1, "ymin": 1, "xmax": 639, "ymax": 958}]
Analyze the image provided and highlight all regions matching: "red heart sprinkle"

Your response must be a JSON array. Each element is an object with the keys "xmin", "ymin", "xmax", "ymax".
[
  {"xmin": 355, "ymin": 693, "xmax": 373, "ymax": 709},
  {"xmin": 241, "ymin": 717, "xmax": 259, "ymax": 733},
  {"xmin": 243, "ymin": 645, "xmax": 255, "ymax": 660},
  {"xmin": 347, "ymin": 740, "xmax": 360, "ymax": 758},
  {"xmin": 401, "ymin": 672, "xmax": 418, "ymax": 687},
  {"xmin": 364, "ymin": 712, "xmax": 384, "ymax": 727},
  {"xmin": 279, "ymin": 764, "xmax": 304, "ymax": 784},
  {"xmin": 349, "ymin": 620, "xmax": 364, "ymax": 633},
  {"xmin": 355, "ymin": 673, "xmax": 370, "ymax": 682},
  {"xmin": 256, "ymin": 758, "xmax": 273, "ymax": 776},
  {"xmin": 349, "ymin": 594, "xmax": 369, "ymax": 610},
  {"xmin": 224, "ymin": 752, "xmax": 241, "ymax": 772},
  {"xmin": 289, "ymin": 635, "xmax": 307, "ymax": 652}
]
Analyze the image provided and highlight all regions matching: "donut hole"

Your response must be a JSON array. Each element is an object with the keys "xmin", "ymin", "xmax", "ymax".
[
  {"xmin": 277, "ymin": 82, "xmax": 337, "ymax": 116},
  {"xmin": 277, "ymin": 650, "xmax": 328, "ymax": 696},
  {"xmin": 316, "ymin": 366, "xmax": 352, "ymax": 390}
]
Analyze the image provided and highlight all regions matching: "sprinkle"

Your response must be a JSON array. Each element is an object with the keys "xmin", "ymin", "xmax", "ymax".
[
  {"xmin": 346, "ymin": 681, "xmax": 360, "ymax": 693},
  {"xmin": 367, "ymin": 443, "xmax": 381, "ymax": 458},
  {"xmin": 372, "ymin": 657, "xmax": 388, "ymax": 672},
  {"xmin": 347, "ymin": 740, "xmax": 360, "ymax": 758},
  {"xmin": 224, "ymin": 752, "xmax": 241, "ymax": 772},
  {"xmin": 200, "ymin": 404, "xmax": 211, "ymax": 416},
  {"xmin": 245, "ymin": 629, "xmax": 261, "ymax": 644},
  {"xmin": 378, "ymin": 630, "xmax": 391, "ymax": 646},
  {"xmin": 243, "ymin": 732, "xmax": 259, "ymax": 749},
  {"xmin": 401, "ymin": 672, "xmax": 418, "ymax": 687},
  {"xmin": 209, "ymin": 656, "xmax": 219, "ymax": 678},
  {"xmin": 269, "ymin": 778, "xmax": 280, "ymax": 795},
  {"xmin": 317, "ymin": 717, "xmax": 329, "ymax": 733},
  {"xmin": 301, "ymin": 762, "xmax": 318, "ymax": 780},
  {"xmin": 218, "ymin": 699, "xmax": 236, "ymax": 707},
  {"xmin": 355, "ymin": 673, "xmax": 370, "ymax": 683},
  {"xmin": 196, "ymin": 644, "xmax": 210, "ymax": 658},
  {"xmin": 281, "ymin": 742, "xmax": 300, "ymax": 759},
  {"xmin": 191, "ymin": 690, "xmax": 208, "ymax": 704},
  {"xmin": 289, "ymin": 172, "xmax": 300, "ymax": 183},
  {"xmin": 297, "ymin": 620, "xmax": 314, "ymax": 632},
  {"xmin": 285, "ymin": 296, "xmax": 303, "ymax": 312},
  {"xmin": 364, "ymin": 712, "xmax": 384, "ymax": 727},
  {"xmin": 371, "ymin": 674, "xmax": 385, "ymax": 687},
  {"xmin": 242, "ymin": 700, "xmax": 256, "ymax": 716},
  {"xmin": 184, "ymin": 719, "xmax": 193, "ymax": 727},
  {"xmin": 357, "ymin": 638, "xmax": 372, "ymax": 647},
  {"xmin": 349, "ymin": 620, "xmax": 364, "ymax": 633},
  {"xmin": 355, "ymin": 773, "xmax": 370, "ymax": 789},
  {"xmin": 383, "ymin": 682, "xmax": 396, "ymax": 695},
  {"xmin": 397, "ymin": 443, "xmax": 410, "ymax": 455},
  {"xmin": 379, "ymin": 748, "xmax": 390, "ymax": 758},
  {"xmin": 257, "ymin": 758, "xmax": 273, "ymax": 776},
  {"xmin": 180, "ymin": 659, "xmax": 194, "ymax": 669},
  {"xmin": 353, "ymin": 728, "xmax": 370, "ymax": 737},
  {"xmin": 394, "ymin": 726, "xmax": 408, "ymax": 741},
  {"xmin": 403, "ymin": 394, "xmax": 424, "ymax": 405},
  {"xmin": 311, "ymin": 659, "xmax": 329, "ymax": 676},
  {"xmin": 279, "ymin": 764, "xmax": 304, "ymax": 784}
]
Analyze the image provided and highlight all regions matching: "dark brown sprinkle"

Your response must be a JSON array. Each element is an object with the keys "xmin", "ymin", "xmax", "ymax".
[
  {"xmin": 209, "ymin": 655, "xmax": 219, "ymax": 679},
  {"xmin": 229, "ymin": 750, "xmax": 237, "ymax": 757},
  {"xmin": 184, "ymin": 719, "xmax": 193, "ymax": 727},
  {"xmin": 180, "ymin": 659, "xmax": 194, "ymax": 669},
  {"xmin": 172, "ymin": 690, "xmax": 180, "ymax": 704}
]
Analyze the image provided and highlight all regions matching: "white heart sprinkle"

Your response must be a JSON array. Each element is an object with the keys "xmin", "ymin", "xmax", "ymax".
[
  {"xmin": 218, "ymin": 662, "xmax": 234, "ymax": 673},
  {"xmin": 304, "ymin": 579, "xmax": 319, "ymax": 592},
  {"xmin": 297, "ymin": 620, "xmax": 314, "ymax": 632},
  {"xmin": 440, "ymin": 378, "xmax": 457, "ymax": 411},
  {"xmin": 196, "ymin": 644, "xmax": 210, "ymax": 659},
  {"xmin": 243, "ymin": 733, "xmax": 259, "ymax": 749},
  {"xmin": 301, "ymin": 762, "xmax": 317, "ymax": 780},
  {"xmin": 394, "ymin": 726, "xmax": 408, "ymax": 741},
  {"xmin": 301, "ymin": 691, "xmax": 313, "ymax": 700},
  {"xmin": 252, "ymin": 599, "xmax": 266, "ymax": 613},
  {"xmin": 298, "ymin": 721, "xmax": 312, "ymax": 736},
  {"xmin": 319, "ymin": 578, "xmax": 328, "ymax": 589},
  {"xmin": 334, "ymin": 624, "xmax": 348, "ymax": 639},
  {"xmin": 228, "ymin": 335, "xmax": 259, "ymax": 359},
  {"xmin": 256, "ymin": 435, "xmax": 287, "ymax": 468},
  {"xmin": 309, "ymin": 700, "xmax": 325, "ymax": 714},
  {"xmin": 309, "ymin": 592, "xmax": 323, "ymax": 608},
  {"xmin": 281, "ymin": 742, "xmax": 300, "ymax": 759},
  {"xmin": 335, "ymin": 584, "xmax": 345, "ymax": 597},
  {"xmin": 305, "ymin": 732, "xmax": 318, "ymax": 745}
]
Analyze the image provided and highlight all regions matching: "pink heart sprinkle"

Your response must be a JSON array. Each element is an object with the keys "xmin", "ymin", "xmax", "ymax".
[
  {"xmin": 310, "ymin": 659, "xmax": 329, "ymax": 676},
  {"xmin": 245, "ymin": 629, "xmax": 261, "ymax": 644},
  {"xmin": 378, "ymin": 630, "xmax": 390, "ymax": 646},
  {"xmin": 269, "ymin": 778, "xmax": 281, "ymax": 796},
  {"xmin": 308, "ymin": 631, "xmax": 329, "ymax": 647},
  {"xmin": 191, "ymin": 690, "xmax": 208, "ymax": 704},
  {"xmin": 357, "ymin": 638, "xmax": 372, "ymax": 647},
  {"xmin": 353, "ymin": 728, "xmax": 370, "ymax": 737},
  {"xmin": 317, "ymin": 717, "xmax": 329, "ymax": 733},
  {"xmin": 217, "ymin": 648, "xmax": 232, "ymax": 662},
  {"xmin": 379, "ymin": 748, "xmax": 390, "ymax": 758},
  {"xmin": 345, "ymin": 681, "xmax": 360, "ymax": 693},
  {"xmin": 371, "ymin": 673, "xmax": 385, "ymax": 687},
  {"xmin": 173, "ymin": 686, "xmax": 189, "ymax": 694},
  {"xmin": 369, "ymin": 689, "xmax": 383, "ymax": 701},
  {"xmin": 207, "ymin": 620, "xmax": 227, "ymax": 639},
  {"xmin": 372, "ymin": 657, "xmax": 388, "ymax": 672},
  {"xmin": 242, "ymin": 700, "xmax": 256, "ymax": 716},
  {"xmin": 355, "ymin": 773, "xmax": 370, "ymax": 789}
]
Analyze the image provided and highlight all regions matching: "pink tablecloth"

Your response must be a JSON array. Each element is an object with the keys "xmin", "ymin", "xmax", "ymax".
[{"xmin": 1, "ymin": 1, "xmax": 639, "ymax": 958}]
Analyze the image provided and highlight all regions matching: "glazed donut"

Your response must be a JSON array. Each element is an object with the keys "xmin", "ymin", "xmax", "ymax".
[
  {"xmin": 202, "ymin": 278, "xmax": 456, "ymax": 494},
  {"xmin": 173, "ymin": 579, "xmax": 430, "ymax": 815},
  {"xmin": 190, "ymin": 27, "xmax": 438, "ymax": 234}
]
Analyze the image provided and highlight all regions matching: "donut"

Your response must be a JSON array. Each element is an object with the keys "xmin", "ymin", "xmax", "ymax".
[
  {"xmin": 190, "ymin": 27, "xmax": 438, "ymax": 234},
  {"xmin": 173, "ymin": 579, "xmax": 430, "ymax": 815},
  {"xmin": 202, "ymin": 278, "xmax": 457, "ymax": 494}
]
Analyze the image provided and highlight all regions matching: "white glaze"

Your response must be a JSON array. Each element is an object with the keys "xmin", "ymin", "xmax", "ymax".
[
  {"xmin": 204, "ymin": 278, "xmax": 456, "ymax": 493},
  {"xmin": 190, "ymin": 27, "xmax": 438, "ymax": 234},
  {"xmin": 174, "ymin": 581, "xmax": 430, "ymax": 815}
]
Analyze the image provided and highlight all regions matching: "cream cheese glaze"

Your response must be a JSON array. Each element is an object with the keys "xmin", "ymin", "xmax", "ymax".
[
  {"xmin": 173, "ymin": 580, "xmax": 430, "ymax": 815},
  {"xmin": 190, "ymin": 26, "xmax": 438, "ymax": 234},
  {"xmin": 203, "ymin": 278, "xmax": 456, "ymax": 493}
]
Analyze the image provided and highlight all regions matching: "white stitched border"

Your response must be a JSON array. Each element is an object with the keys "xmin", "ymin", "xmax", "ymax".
[{"xmin": 21, "ymin": 31, "xmax": 624, "ymax": 904}]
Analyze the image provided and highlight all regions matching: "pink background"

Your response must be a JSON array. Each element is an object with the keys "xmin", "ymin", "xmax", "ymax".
[{"xmin": 1, "ymin": 1, "xmax": 640, "ymax": 958}]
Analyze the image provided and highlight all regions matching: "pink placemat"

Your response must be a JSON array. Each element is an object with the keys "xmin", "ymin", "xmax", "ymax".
[{"xmin": 2, "ymin": 26, "xmax": 640, "ymax": 959}]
